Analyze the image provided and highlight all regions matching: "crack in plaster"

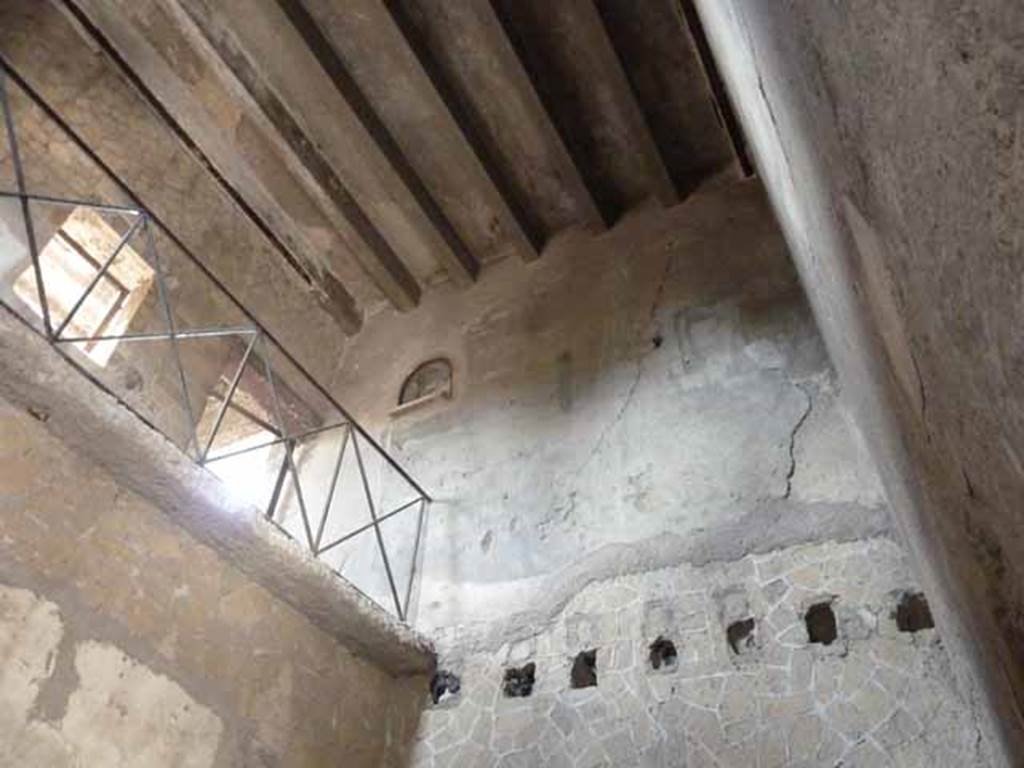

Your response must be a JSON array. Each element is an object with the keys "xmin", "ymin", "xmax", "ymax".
[
  {"xmin": 565, "ymin": 254, "xmax": 674, "ymax": 486},
  {"xmin": 910, "ymin": 349, "xmax": 929, "ymax": 434},
  {"xmin": 783, "ymin": 383, "xmax": 813, "ymax": 499},
  {"xmin": 573, "ymin": 361, "xmax": 645, "ymax": 481}
]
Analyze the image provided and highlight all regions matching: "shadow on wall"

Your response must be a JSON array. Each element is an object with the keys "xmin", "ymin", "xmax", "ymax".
[
  {"xmin": 328, "ymin": 179, "xmax": 890, "ymax": 631},
  {"xmin": 692, "ymin": 0, "xmax": 1024, "ymax": 761}
]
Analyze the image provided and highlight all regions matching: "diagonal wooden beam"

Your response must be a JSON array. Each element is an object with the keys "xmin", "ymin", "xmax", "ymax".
[
  {"xmin": 492, "ymin": 0, "xmax": 677, "ymax": 221},
  {"xmin": 389, "ymin": 0, "xmax": 607, "ymax": 237},
  {"xmin": 67, "ymin": 0, "xmax": 382, "ymax": 326},
  {"xmin": 300, "ymin": 0, "xmax": 541, "ymax": 262}
]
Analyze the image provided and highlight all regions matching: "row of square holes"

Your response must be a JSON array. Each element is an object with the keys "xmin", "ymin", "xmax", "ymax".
[{"xmin": 430, "ymin": 592, "xmax": 934, "ymax": 703}]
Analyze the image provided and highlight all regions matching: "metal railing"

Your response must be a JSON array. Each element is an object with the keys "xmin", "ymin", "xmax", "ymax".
[{"xmin": 0, "ymin": 62, "xmax": 428, "ymax": 622}]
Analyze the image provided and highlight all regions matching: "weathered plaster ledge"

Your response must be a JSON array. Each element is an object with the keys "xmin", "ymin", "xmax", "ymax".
[
  {"xmin": 0, "ymin": 305, "xmax": 434, "ymax": 676},
  {"xmin": 425, "ymin": 497, "xmax": 891, "ymax": 654}
]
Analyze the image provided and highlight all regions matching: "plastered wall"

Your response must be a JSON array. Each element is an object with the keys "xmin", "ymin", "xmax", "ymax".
[
  {"xmin": 693, "ymin": 1, "xmax": 1024, "ymax": 761},
  {"xmin": 331, "ymin": 175, "xmax": 998, "ymax": 765},
  {"xmin": 0, "ymin": 395, "xmax": 426, "ymax": 767},
  {"xmin": 331, "ymin": 179, "xmax": 890, "ymax": 633}
]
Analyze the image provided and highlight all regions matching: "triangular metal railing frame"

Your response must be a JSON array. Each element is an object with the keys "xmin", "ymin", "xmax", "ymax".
[{"xmin": 0, "ymin": 61, "xmax": 429, "ymax": 623}]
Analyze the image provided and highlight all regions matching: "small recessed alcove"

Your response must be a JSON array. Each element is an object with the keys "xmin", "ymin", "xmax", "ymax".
[
  {"xmin": 503, "ymin": 662, "xmax": 536, "ymax": 698},
  {"xmin": 805, "ymin": 602, "xmax": 838, "ymax": 645},
  {"xmin": 570, "ymin": 649, "xmax": 597, "ymax": 689}
]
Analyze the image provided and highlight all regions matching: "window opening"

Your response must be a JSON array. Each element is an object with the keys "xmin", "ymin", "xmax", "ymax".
[
  {"xmin": 11, "ymin": 206, "xmax": 153, "ymax": 366},
  {"xmin": 398, "ymin": 358, "xmax": 452, "ymax": 407}
]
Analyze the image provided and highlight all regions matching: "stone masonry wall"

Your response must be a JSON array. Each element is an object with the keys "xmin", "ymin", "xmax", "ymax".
[
  {"xmin": 0, "ymin": 394, "xmax": 425, "ymax": 767},
  {"xmin": 412, "ymin": 538, "xmax": 993, "ymax": 767}
]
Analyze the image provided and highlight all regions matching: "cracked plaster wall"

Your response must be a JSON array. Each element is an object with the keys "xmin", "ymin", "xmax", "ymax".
[
  {"xmin": 331, "ymin": 179, "xmax": 891, "ymax": 635},
  {"xmin": 692, "ymin": 1, "xmax": 1024, "ymax": 761},
  {"xmin": 0, "ymin": 394, "xmax": 426, "ymax": 767},
  {"xmin": 329, "ymin": 176, "xmax": 996, "ymax": 763}
]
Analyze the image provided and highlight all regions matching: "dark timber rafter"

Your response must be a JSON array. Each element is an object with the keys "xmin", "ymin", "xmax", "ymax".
[{"xmin": 63, "ymin": 0, "xmax": 746, "ymax": 327}]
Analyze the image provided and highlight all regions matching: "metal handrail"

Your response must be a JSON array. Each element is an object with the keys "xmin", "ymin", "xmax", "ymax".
[{"xmin": 0, "ymin": 62, "xmax": 429, "ymax": 622}]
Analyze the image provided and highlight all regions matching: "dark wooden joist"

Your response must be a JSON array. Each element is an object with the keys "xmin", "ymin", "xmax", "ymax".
[
  {"xmin": 291, "ymin": 0, "xmax": 538, "ymax": 264},
  {"xmin": 390, "ymin": 0, "xmax": 606, "ymax": 240},
  {"xmin": 491, "ymin": 0, "xmax": 677, "ymax": 223},
  {"xmin": 271, "ymin": 0, "xmax": 480, "ymax": 283},
  {"xmin": 596, "ymin": 0, "xmax": 739, "ymax": 197}
]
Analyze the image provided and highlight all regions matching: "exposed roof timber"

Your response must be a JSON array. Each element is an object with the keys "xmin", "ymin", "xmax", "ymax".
[
  {"xmin": 294, "ymin": 0, "xmax": 539, "ymax": 263},
  {"xmin": 271, "ymin": 0, "xmax": 479, "ymax": 282},
  {"xmin": 169, "ymin": 0, "xmax": 425, "ymax": 310},
  {"xmin": 388, "ymin": 0, "xmax": 606, "ymax": 238},
  {"xmin": 675, "ymin": 0, "xmax": 755, "ymax": 177},
  {"xmin": 491, "ymin": 0, "xmax": 677, "ymax": 223},
  {"xmin": 60, "ymin": 0, "xmax": 744, "ymax": 324},
  {"xmin": 595, "ymin": 0, "xmax": 739, "ymax": 197},
  {"xmin": 66, "ymin": 0, "xmax": 369, "ymax": 331}
]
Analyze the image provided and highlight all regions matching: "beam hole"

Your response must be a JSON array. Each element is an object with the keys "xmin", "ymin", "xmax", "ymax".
[
  {"xmin": 896, "ymin": 591, "xmax": 935, "ymax": 633},
  {"xmin": 726, "ymin": 618, "xmax": 756, "ymax": 655},
  {"xmin": 649, "ymin": 636, "xmax": 678, "ymax": 670},
  {"xmin": 570, "ymin": 649, "xmax": 597, "ymax": 689},
  {"xmin": 503, "ymin": 662, "xmax": 536, "ymax": 698},
  {"xmin": 805, "ymin": 602, "xmax": 838, "ymax": 645},
  {"xmin": 429, "ymin": 670, "xmax": 460, "ymax": 705}
]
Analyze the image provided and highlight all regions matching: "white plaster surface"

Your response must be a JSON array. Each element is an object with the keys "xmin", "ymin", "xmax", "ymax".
[
  {"xmin": 0, "ymin": 583, "xmax": 65, "ymax": 763},
  {"xmin": 61, "ymin": 642, "xmax": 223, "ymax": 768},
  {"xmin": 329, "ymin": 181, "xmax": 891, "ymax": 631}
]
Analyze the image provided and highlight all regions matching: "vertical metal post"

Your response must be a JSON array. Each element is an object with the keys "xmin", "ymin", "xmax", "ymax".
[
  {"xmin": 0, "ymin": 67, "xmax": 52, "ymax": 337},
  {"xmin": 259, "ymin": 335, "xmax": 315, "ymax": 551},
  {"xmin": 352, "ymin": 431, "xmax": 404, "ymax": 620},
  {"xmin": 145, "ymin": 219, "xmax": 200, "ymax": 459},
  {"xmin": 265, "ymin": 449, "xmax": 290, "ymax": 521},
  {"xmin": 403, "ymin": 497, "xmax": 428, "ymax": 622}
]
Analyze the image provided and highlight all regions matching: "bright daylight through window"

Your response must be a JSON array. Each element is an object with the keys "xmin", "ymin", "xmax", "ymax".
[{"xmin": 13, "ymin": 206, "xmax": 153, "ymax": 366}]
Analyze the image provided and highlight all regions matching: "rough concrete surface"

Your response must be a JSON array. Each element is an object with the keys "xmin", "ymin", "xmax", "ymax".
[
  {"xmin": 693, "ymin": 1, "xmax": 1024, "ymax": 762},
  {"xmin": 413, "ymin": 538, "xmax": 994, "ymax": 767},
  {"xmin": 0, "ymin": 588, "xmax": 222, "ymax": 768},
  {"xmin": 0, "ymin": 394, "xmax": 427, "ymax": 767}
]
